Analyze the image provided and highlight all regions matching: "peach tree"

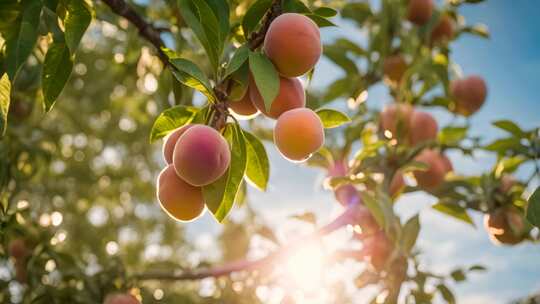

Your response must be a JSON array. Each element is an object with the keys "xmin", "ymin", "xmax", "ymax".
[{"xmin": 0, "ymin": 0, "xmax": 539, "ymax": 303}]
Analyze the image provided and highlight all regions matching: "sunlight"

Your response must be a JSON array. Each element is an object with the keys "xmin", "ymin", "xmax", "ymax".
[{"xmin": 284, "ymin": 242, "xmax": 325, "ymax": 291}]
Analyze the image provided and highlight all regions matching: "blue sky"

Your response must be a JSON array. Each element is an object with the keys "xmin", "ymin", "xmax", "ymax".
[{"xmin": 182, "ymin": 1, "xmax": 540, "ymax": 303}]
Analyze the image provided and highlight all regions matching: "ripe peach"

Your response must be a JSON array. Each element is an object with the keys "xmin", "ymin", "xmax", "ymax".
[
  {"xmin": 380, "ymin": 103, "xmax": 413, "ymax": 140},
  {"xmin": 361, "ymin": 231, "xmax": 393, "ymax": 271},
  {"xmin": 408, "ymin": 111, "xmax": 438, "ymax": 145},
  {"xmin": 162, "ymin": 124, "xmax": 193, "ymax": 165},
  {"xmin": 8, "ymin": 239, "xmax": 28, "ymax": 260},
  {"xmin": 390, "ymin": 172, "xmax": 405, "ymax": 196},
  {"xmin": 383, "ymin": 55, "xmax": 407, "ymax": 83},
  {"xmin": 157, "ymin": 164, "xmax": 205, "ymax": 222},
  {"xmin": 264, "ymin": 13, "xmax": 321, "ymax": 77},
  {"xmin": 173, "ymin": 125, "xmax": 231, "ymax": 186},
  {"xmin": 228, "ymin": 91, "xmax": 259, "ymax": 119},
  {"xmin": 250, "ymin": 76, "xmax": 305, "ymax": 119},
  {"xmin": 450, "ymin": 76, "xmax": 487, "ymax": 116},
  {"xmin": 430, "ymin": 15, "xmax": 454, "ymax": 43},
  {"xmin": 440, "ymin": 154, "xmax": 453, "ymax": 173},
  {"xmin": 413, "ymin": 149, "xmax": 447, "ymax": 190},
  {"xmin": 104, "ymin": 293, "xmax": 140, "ymax": 304},
  {"xmin": 484, "ymin": 206, "xmax": 525, "ymax": 245},
  {"xmin": 407, "ymin": 0, "xmax": 433, "ymax": 26},
  {"xmin": 274, "ymin": 108, "xmax": 324, "ymax": 161}
]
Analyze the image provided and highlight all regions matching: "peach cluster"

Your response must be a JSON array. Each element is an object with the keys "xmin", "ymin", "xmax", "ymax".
[
  {"xmin": 157, "ymin": 124, "xmax": 231, "ymax": 221},
  {"xmin": 228, "ymin": 13, "xmax": 325, "ymax": 162}
]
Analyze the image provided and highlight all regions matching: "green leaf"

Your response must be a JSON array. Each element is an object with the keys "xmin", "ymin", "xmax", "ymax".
[
  {"xmin": 224, "ymin": 45, "xmax": 249, "ymax": 78},
  {"xmin": 0, "ymin": 74, "xmax": 11, "ymax": 136},
  {"xmin": 242, "ymin": 0, "xmax": 273, "ymax": 37},
  {"xmin": 437, "ymin": 284, "xmax": 456, "ymax": 304},
  {"xmin": 313, "ymin": 7, "xmax": 337, "ymax": 17},
  {"xmin": 361, "ymin": 192, "xmax": 395, "ymax": 233},
  {"xmin": 169, "ymin": 57, "xmax": 217, "ymax": 103},
  {"xmin": 306, "ymin": 14, "xmax": 337, "ymax": 27},
  {"xmin": 315, "ymin": 109, "xmax": 351, "ymax": 128},
  {"xmin": 341, "ymin": 2, "xmax": 372, "ymax": 26},
  {"xmin": 149, "ymin": 105, "xmax": 199, "ymax": 142},
  {"xmin": 0, "ymin": 1, "xmax": 20, "ymax": 33},
  {"xmin": 450, "ymin": 269, "xmax": 466, "ymax": 282},
  {"xmin": 401, "ymin": 214, "xmax": 420, "ymax": 255},
  {"xmin": 432, "ymin": 202, "xmax": 475, "ymax": 226},
  {"xmin": 4, "ymin": 0, "xmax": 42, "ymax": 79},
  {"xmin": 203, "ymin": 124, "xmax": 247, "ymax": 222},
  {"xmin": 438, "ymin": 126, "xmax": 468, "ymax": 145},
  {"xmin": 324, "ymin": 45, "xmax": 359, "ymax": 75},
  {"xmin": 281, "ymin": 0, "xmax": 311, "ymax": 14},
  {"xmin": 460, "ymin": 24, "xmax": 489, "ymax": 39},
  {"xmin": 177, "ymin": 0, "xmax": 221, "ymax": 69},
  {"xmin": 63, "ymin": 0, "xmax": 92, "ymax": 53},
  {"xmin": 492, "ymin": 120, "xmax": 526, "ymax": 138},
  {"xmin": 526, "ymin": 187, "xmax": 540, "ymax": 228},
  {"xmin": 494, "ymin": 156, "xmax": 526, "ymax": 177},
  {"xmin": 42, "ymin": 42, "xmax": 74, "ymax": 111},
  {"xmin": 484, "ymin": 138, "xmax": 528, "ymax": 154},
  {"xmin": 206, "ymin": 0, "xmax": 229, "ymax": 46},
  {"xmin": 468, "ymin": 265, "xmax": 486, "ymax": 272},
  {"xmin": 243, "ymin": 131, "xmax": 269, "ymax": 191},
  {"xmin": 249, "ymin": 51, "xmax": 279, "ymax": 112}
]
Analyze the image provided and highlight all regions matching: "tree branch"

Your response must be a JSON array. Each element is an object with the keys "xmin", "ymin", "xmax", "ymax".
[
  {"xmin": 100, "ymin": 0, "xmax": 169, "ymax": 64},
  {"xmin": 134, "ymin": 197, "xmax": 369, "ymax": 281}
]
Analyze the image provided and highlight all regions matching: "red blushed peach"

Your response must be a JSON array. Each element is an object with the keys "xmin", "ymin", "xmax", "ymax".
[
  {"xmin": 162, "ymin": 124, "xmax": 193, "ymax": 165},
  {"xmin": 274, "ymin": 108, "xmax": 324, "ymax": 161},
  {"xmin": 413, "ymin": 149, "xmax": 447, "ymax": 190},
  {"xmin": 104, "ymin": 293, "xmax": 140, "ymax": 304},
  {"xmin": 430, "ymin": 14, "xmax": 454, "ymax": 43},
  {"xmin": 383, "ymin": 55, "xmax": 407, "ymax": 83},
  {"xmin": 409, "ymin": 111, "xmax": 438, "ymax": 145},
  {"xmin": 173, "ymin": 125, "xmax": 231, "ymax": 186},
  {"xmin": 407, "ymin": 0, "xmax": 433, "ymax": 26},
  {"xmin": 157, "ymin": 165, "xmax": 205, "ymax": 222},
  {"xmin": 264, "ymin": 13, "xmax": 321, "ymax": 77},
  {"xmin": 250, "ymin": 76, "xmax": 305, "ymax": 119},
  {"xmin": 440, "ymin": 154, "xmax": 453, "ymax": 173},
  {"xmin": 361, "ymin": 231, "xmax": 393, "ymax": 271},
  {"xmin": 450, "ymin": 75, "xmax": 487, "ymax": 116},
  {"xmin": 228, "ymin": 91, "xmax": 259, "ymax": 119},
  {"xmin": 484, "ymin": 206, "xmax": 525, "ymax": 245},
  {"xmin": 380, "ymin": 103, "xmax": 414, "ymax": 140}
]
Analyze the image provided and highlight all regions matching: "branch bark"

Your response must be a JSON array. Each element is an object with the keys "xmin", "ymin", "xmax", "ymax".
[
  {"xmin": 100, "ymin": 0, "xmax": 168, "ymax": 64},
  {"xmin": 134, "ymin": 197, "xmax": 369, "ymax": 281}
]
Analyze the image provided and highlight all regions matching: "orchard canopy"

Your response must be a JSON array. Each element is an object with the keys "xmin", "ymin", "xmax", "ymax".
[{"xmin": 0, "ymin": 0, "xmax": 539, "ymax": 303}]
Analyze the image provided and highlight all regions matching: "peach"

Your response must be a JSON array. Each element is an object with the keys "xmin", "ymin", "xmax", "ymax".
[
  {"xmin": 104, "ymin": 293, "xmax": 140, "ymax": 304},
  {"xmin": 274, "ymin": 108, "xmax": 324, "ymax": 161},
  {"xmin": 383, "ymin": 55, "xmax": 407, "ymax": 83},
  {"xmin": 162, "ymin": 124, "xmax": 193, "ymax": 165},
  {"xmin": 430, "ymin": 15, "xmax": 454, "ymax": 43},
  {"xmin": 390, "ymin": 173, "xmax": 405, "ymax": 196},
  {"xmin": 413, "ymin": 149, "xmax": 447, "ymax": 190},
  {"xmin": 450, "ymin": 75, "xmax": 487, "ymax": 116},
  {"xmin": 328, "ymin": 160, "xmax": 360, "ymax": 206},
  {"xmin": 440, "ymin": 154, "xmax": 453, "ymax": 173},
  {"xmin": 380, "ymin": 103, "xmax": 413, "ymax": 140},
  {"xmin": 407, "ymin": 0, "xmax": 433, "ymax": 26},
  {"xmin": 157, "ymin": 164, "xmax": 205, "ymax": 222},
  {"xmin": 264, "ymin": 13, "xmax": 321, "ymax": 77},
  {"xmin": 173, "ymin": 125, "xmax": 231, "ymax": 186},
  {"xmin": 484, "ymin": 206, "xmax": 525, "ymax": 245},
  {"xmin": 228, "ymin": 91, "xmax": 259, "ymax": 118},
  {"xmin": 250, "ymin": 76, "xmax": 305, "ymax": 119},
  {"xmin": 8, "ymin": 239, "xmax": 28, "ymax": 260},
  {"xmin": 408, "ymin": 111, "xmax": 438, "ymax": 145},
  {"xmin": 361, "ymin": 231, "xmax": 393, "ymax": 271}
]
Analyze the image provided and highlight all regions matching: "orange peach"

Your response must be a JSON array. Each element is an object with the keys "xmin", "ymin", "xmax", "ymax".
[
  {"xmin": 228, "ymin": 91, "xmax": 259, "ymax": 119},
  {"xmin": 274, "ymin": 108, "xmax": 324, "ymax": 161},
  {"xmin": 264, "ymin": 13, "xmax": 322, "ymax": 77},
  {"xmin": 430, "ymin": 15, "xmax": 454, "ymax": 43},
  {"xmin": 413, "ymin": 149, "xmax": 447, "ymax": 190},
  {"xmin": 383, "ymin": 55, "xmax": 407, "ymax": 83},
  {"xmin": 250, "ymin": 76, "xmax": 305, "ymax": 119},
  {"xmin": 173, "ymin": 125, "xmax": 231, "ymax": 186},
  {"xmin": 104, "ymin": 293, "xmax": 140, "ymax": 304},
  {"xmin": 380, "ymin": 103, "xmax": 414, "ymax": 140},
  {"xmin": 484, "ymin": 206, "xmax": 525, "ymax": 245},
  {"xmin": 157, "ymin": 164, "xmax": 205, "ymax": 222},
  {"xmin": 407, "ymin": 0, "xmax": 433, "ymax": 26},
  {"xmin": 450, "ymin": 75, "xmax": 487, "ymax": 116},
  {"xmin": 408, "ymin": 111, "xmax": 438, "ymax": 145},
  {"xmin": 162, "ymin": 124, "xmax": 193, "ymax": 164}
]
